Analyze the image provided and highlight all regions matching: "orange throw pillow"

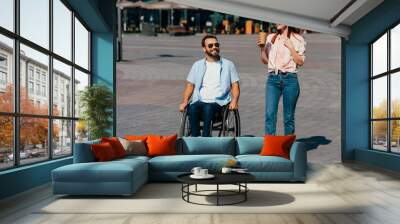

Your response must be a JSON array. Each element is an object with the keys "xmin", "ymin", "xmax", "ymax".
[
  {"xmin": 91, "ymin": 142, "xmax": 117, "ymax": 162},
  {"xmin": 260, "ymin": 135, "xmax": 296, "ymax": 159},
  {"xmin": 146, "ymin": 134, "xmax": 177, "ymax": 157},
  {"xmin": 101, "ymin": 137, "xmax": 127, "ymax": 158}
]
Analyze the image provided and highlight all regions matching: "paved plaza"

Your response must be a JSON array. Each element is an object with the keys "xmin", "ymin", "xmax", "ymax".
[{"xmin": 117, "ymin": 33, "xmax": 341, "ymax": 163}]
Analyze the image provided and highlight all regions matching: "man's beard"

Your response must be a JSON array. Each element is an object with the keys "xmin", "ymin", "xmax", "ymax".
[{"xmin": 206, "ymin": 49, "xmax": 220, "ymax": 59}]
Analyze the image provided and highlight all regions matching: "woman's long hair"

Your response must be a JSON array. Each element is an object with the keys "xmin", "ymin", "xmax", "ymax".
[{"xmin": 271, "ymin": 26, "xmax": 301, "ymax": 44}]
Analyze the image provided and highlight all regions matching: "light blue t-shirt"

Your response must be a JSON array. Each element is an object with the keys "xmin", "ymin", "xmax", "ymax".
[{"xmin": 186, "ymin": 58, "xmax": 240, "ymax": 106}]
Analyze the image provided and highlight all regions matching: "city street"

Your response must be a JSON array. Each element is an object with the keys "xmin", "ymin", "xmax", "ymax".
[{"xmin": 117, "ymin": 33, "xmax": 341, "ymax": 163}]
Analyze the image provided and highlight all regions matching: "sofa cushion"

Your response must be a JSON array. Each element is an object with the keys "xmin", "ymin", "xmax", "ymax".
[
  {"xmin": 147, "ymin": 134, "xmax": 177, "ymax": 157},
  {"xmin": 73, "ymin": 139, "xmax": 100, "ymax": 163},
  {"xmin": 236, "ymin": 155, "xmax": 293, "ymax": 172},
  {"xmin": 178, "ymin": 137, "xmax": 236, "ymax": 155},
  {"xmin": 118, "ymin": 138, "xmax": 147, "ymax": 156},
  {"xmin": 101, "ymin": 137, "xmax": 127, "ymax": 158},
  {"xmin": 149, "ymin": 154, "xmax": 235, "ymax": 172},
  {"xmin": 115, "ymin": 155, "xmax": 150, "ymax": 164},
  {"xmin": 52, "ymin": 158, "xmax": 147, "ymax": 183},
  {"xmin": 235, "ymin": 137, "xmax": 263, "ymax": 155},
  {"xmin": 260, "ymin": 135, "xmax": 296, "ymax": 159},
  {"xmin": 91, "ymin": 142, "xmax": 118, "ymax": 162},
  {"xmin": 124, "ymin": 135, "xmax": 148, "ymax": 145}
]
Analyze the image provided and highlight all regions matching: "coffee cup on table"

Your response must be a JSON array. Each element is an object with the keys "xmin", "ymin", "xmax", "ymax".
[
  {"xmin": 191, "ymin": 167, "xmax": 202, "ymax": 176},
  {"xmin": 199, "ymin": 169, "xmax": 208, "ymax": 176},
  {"xmin": 258, "ymin": 31, "xmax": 267, "ymax": 48},
  {"xmin": 221, "ymin": 167, "xmax": 232, "ymax": 174}
]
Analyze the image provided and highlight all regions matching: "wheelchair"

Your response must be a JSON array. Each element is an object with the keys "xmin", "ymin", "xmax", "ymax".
[{"xmin": 179, "ymin": 103, "xmax": 241, "ymax": 137}]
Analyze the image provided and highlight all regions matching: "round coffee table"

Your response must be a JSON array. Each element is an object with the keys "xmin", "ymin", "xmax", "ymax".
[{"xmin": 177, "ymin": 172, "xmax": 255, "ymax": 206}]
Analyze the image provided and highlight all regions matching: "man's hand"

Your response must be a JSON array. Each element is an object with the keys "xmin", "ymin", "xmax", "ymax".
[
  {"xmin": 228, "ymin": 100, "xmax": 238, "ymax": 110},
  {"xmin": 179, "ymin": 101, "xmax": 188, "ymax": 112}
]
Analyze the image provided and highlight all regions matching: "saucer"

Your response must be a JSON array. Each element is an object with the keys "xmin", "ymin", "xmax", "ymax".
[
  {"xmin": 190, "ymin": 174, "xmax": 215, "ymax": 179},
  {"xmin": 232, "ymin": 170, "xmax": 249, "ymax": 174}
]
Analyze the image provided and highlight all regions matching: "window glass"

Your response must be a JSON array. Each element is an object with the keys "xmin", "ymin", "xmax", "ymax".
[
  {"xmin": 74, "ymin": 18, "xmax": 89, "ymax": 70},
  {"xmin": 75, "ymin": 120, "xmax": 88, "ymax": 143},
  {"xmin": 53, "ymin": 0, "xmax": 72, "ymax": 60},
  {"xmin": 391, "ymin": 120, "xmax": 400, "ymax": 153},
  {"xmin": 74, "ymin": 69, "xmax": 89, "ymax": 118},
  {"xmin": 0, "ymin": 35, "xmax": 13, "ymax": 112},
  {"xmin": 20, "ymin": 0, "xmax": 49, "ymax": 49},
  {"xmin": 53, "ymin": 59, "xmax": 72, "ymax": 117},
  {"xmin": 0, "ymin": 0, "xmax": 14, "ymax": 31},
  {"xmin": 372, "ymin": 77, "xmax": 387, "ymax": 119},
  {"xmin": 53, "ymin": 119, "xmax": 72, "ymax": 157},
  {"xmin": 20, "ymin": 117, "xmax": 49, "ymax": 165},
  {"xmin": 391, "ymin": 72, "xmax": 400, "ymax": 118},
  {"xmin": 0, "ymin": 116, "xmax": 13, "ymax": 170},
  {"xmin": 372, "ymin": 33, "xmax": 387, "ymax": 76},
  {"xmin": 372, "ymin": 121, "xmax": 388, "ymax": 151},
  {"xmin": 391, "ymin": 24, "xmax": 400, "ymax": 70},
  {"xmin": 20, "ymin": 44, "xmax": 49, "ymax": 115}
]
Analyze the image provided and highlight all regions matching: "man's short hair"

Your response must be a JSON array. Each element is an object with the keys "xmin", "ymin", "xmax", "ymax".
[{"xmin": 201, "ymin": 35, "xmax": 218, "ymax": 47}]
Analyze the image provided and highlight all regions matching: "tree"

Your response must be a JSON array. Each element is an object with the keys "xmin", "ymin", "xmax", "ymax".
[
  {"xmin": 392, "ymin": 100, "xmax": 400, "ymax": 142},
  {"xmin": 372, "ymin": 99, "xmax": 400, "ymax": 143},
  {"xmin": 79, "ymin": 84, "xmax": 113, "ymax": 140},
  {"xmin": 76, "ymin": 119, "xmax": 88, "ymax": 142},
  {"xmin": 0, "ymin": 84, "xmax": 59, "ymax": 151},
  {"xmin": 372, "ymin": 100, "xmax": 387, "ymax": 139},
  {"xmin": 0, "ymin": 85, "xmax": 14, "ymax": 149}
]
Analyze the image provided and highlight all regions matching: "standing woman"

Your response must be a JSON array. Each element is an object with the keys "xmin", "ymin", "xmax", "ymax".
[{"xmin": 257, "ymin": 24, "xmax": 306, "ymax": 135}]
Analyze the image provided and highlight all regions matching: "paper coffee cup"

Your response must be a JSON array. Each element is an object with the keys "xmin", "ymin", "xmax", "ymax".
[{"xmin": 259, "ymin": 31, "xmax": 267, "ymax": 47}]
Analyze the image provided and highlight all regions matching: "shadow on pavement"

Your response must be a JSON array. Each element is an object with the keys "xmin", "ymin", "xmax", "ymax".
[
  {"xmin": 157, "ymin": 54, "xmax": 187, "ymax": 58},
  {"xmin": 296, "ymin": 136, "xmax": 332, "ymax": 151}
]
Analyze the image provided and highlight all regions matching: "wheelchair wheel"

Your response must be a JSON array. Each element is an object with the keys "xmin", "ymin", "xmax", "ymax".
[
  {"xmin": 221, "ymin": 108, "xmax": 241, "ymax": 137},
  {"xmin": 179, "ymin": 107, "xmax": 191, "ymax": 137}
]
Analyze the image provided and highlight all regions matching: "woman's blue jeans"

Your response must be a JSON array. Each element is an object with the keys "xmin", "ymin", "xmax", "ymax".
[{"xmin": 265, "ymin": 72, "xmax": 300, "ymax": 135}]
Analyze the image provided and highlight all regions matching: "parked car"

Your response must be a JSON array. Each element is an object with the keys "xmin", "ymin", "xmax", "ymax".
[{"xmin": 8, "ymin": 150, "xmax": 32, "ymax": 160}]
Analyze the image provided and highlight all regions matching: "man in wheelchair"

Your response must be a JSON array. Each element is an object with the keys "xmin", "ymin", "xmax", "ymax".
[{"xmin": 179, "ymin": 35, "xmax": 240, "ymax": 137}]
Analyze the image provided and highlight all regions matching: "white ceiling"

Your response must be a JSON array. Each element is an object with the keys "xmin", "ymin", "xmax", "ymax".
[{"xmin": 169, "ymin": 0, "xmax": 384, "ymax": 37}]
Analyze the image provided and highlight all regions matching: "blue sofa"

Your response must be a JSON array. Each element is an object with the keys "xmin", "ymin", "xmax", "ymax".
[{"xmin": 52, "ymin": 137, "xmax": 307, "ymax": 196}]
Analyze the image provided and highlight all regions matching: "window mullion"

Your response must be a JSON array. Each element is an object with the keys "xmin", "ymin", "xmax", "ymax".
[
  {"xmin": 49, "ymin": 0, "xmax": 54, "ymax": 160},
  {"xmin": 71, "ymin": 10, "xmax": 76, "ymax": 153},
  {"xmin": 370, "ymin": 45, "xmax": 373, "ymax": 150},
  {"xmin": 13, "ymin": 0, "xmax": 21, "ymax": 167},
  {"xmin": 388, "ymin": 29, "xmax": 391, "ymax": 152}
]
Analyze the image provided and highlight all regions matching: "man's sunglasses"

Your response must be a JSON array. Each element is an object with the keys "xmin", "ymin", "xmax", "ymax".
[{"xmin": 207, "ymin": 43, "xmax": 220, "ymax": 48}]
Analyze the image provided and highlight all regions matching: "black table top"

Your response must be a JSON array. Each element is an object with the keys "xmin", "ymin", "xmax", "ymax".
[{"xmin": 177, "ymin": 172, "xmax": 255, "ymax": 185}]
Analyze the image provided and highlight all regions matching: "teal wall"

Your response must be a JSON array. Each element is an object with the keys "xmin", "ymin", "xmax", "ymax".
[
  {"xmin": 0, "ymin": 0, "xmax": 116, "ymax": 200},
  {"xmin": 92, "ymin": 32, "xmax": 116, "ymax": 136},
  {"xmin": 0, "ymin": 158, "xmax": 72, "ymax": 199},
  {"xmin": 343, "ymin": 0, "xmax": 400, "ymax": 171}
]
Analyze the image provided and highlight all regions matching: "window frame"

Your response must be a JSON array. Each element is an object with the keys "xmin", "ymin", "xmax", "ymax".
[
  {"xmin": 0, "ymin": 0, "xmax": 92, "ymax": 171},
  {"xmin": 370, "ymin": 20, "xmax": 400, "ymax": 154}
]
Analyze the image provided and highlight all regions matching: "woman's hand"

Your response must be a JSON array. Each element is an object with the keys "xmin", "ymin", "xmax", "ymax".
[
  {"xmin": 257, "ymin": 38, "xmax": 265, "ymax": 48},
  {"xmin": 284, "ymin": 38, "xmax": 304, "ymax": 66},
  {"xmin": 284, "ymin": 38, "xmax": 294, "ymax": 50}
]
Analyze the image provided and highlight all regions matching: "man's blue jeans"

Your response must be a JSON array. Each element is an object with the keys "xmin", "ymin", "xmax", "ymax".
[
  {"xmin": 188, "ymin": 101, "xmax": 222, "ymax": 137},
  {"xmin": 265, "ymin": 72, "xmax": 300, "ymax": 135}
]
